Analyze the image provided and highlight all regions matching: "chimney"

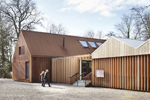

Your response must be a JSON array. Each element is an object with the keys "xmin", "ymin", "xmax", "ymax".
[{"xmin": 63, "ymin": 37, "xmax": 65, "ymax": 48}]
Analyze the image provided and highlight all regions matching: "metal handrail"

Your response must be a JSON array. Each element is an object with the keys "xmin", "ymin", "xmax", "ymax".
[
  {"xmin": 69, "ymin": 72, "xmax": 78, "ymax": 84},
  {"xmin": 76, "ymin": 72, "xmax": 86, "ymax": 86},
  {"xmin": 82, "ymin": 72, "xmax": 92, "ymax": 87}
]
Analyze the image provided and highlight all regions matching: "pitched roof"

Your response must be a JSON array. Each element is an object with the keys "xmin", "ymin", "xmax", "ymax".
[
  {"xmin": 92, "ymin": 36, "xmax": 150, "ymax": 59},
  {"xmin": 21, "ymin": 30, "xmax": 105, "ymax": 57},
  {"xmin": 115, "ymin": 37, "xmax": 146, "ymax": 48}
]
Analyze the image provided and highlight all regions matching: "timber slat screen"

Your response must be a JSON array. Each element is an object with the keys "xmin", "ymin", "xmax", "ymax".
[
  {"xmin": 32, "ymin": 57, "xmax": 51, "ymax": 82},
  {"xmin": 92, "ymin": 55, "xmax": 150, "ymax": 91},
  {"xmin": 52, "ymin": 54, "xmax": 91, "ymax": 84}
]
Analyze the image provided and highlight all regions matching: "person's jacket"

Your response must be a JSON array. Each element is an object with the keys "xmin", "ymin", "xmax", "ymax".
[{"xmin": 44, "ymin": 72, "xmax": 49, "ymax": 80}]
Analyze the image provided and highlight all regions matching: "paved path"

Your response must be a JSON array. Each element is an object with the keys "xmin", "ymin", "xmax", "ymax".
[{"xmin": 0, "ymin": 79, "xmax": 150, "ymax": 100}]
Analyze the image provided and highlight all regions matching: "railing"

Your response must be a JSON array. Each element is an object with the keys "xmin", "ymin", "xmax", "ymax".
[
  {"xmin": 82, "ymin": 72, "xmax": 92, "ymax": 87},
  {"xmin": 69, "ymin": 72, "xmax": 79, "ymax": 84},
  {"xmin": 76, "ymin": 72, "xmax": 86, "ymax": 86}
]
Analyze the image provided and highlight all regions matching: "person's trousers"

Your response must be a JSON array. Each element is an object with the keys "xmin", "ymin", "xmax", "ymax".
[
  {"xmin": 44, "ymin": 79, "xmax": 51, "ymax": 87},
  {"xmin": 41, "ymin": 81, "xmax": 44, "ymax": 86}
]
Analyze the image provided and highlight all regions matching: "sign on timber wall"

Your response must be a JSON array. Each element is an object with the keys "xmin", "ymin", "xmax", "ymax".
[{"xmin": 95, "ymin": 69, "xmax": 104, "ymax": 77}]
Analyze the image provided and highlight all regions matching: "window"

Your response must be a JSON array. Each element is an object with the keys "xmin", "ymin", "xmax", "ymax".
[
  {"xmin": 19, "ymin": 46, "xmax": 25, "ymax": 55},
  {"xmin": 96, "ymin": 42, "xmax": 102, "ymax": 47},
  {"xmin": 79, "ymin": 40, "xmax": 88, "ymax": 47},
  {"xmin": 88, "ymin": 41, "xmax": 97, "ymax": 48},
  {"xmin": 25, "ymin": 62, "xmax": 29, "ymax": 79},
  {"xmin": 19, "ymin": 47, "xmax": 21, "ymax": 55}
]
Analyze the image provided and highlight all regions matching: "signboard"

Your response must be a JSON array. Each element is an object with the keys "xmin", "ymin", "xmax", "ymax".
[{"xmin": 95, "ymin": 69, "xmax": 104, "ymax": 77}]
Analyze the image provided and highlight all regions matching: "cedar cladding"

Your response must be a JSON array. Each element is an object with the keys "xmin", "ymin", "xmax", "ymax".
[{"xmin": 92, "ymin": 55, "xmax": 150, "ymax": 91}]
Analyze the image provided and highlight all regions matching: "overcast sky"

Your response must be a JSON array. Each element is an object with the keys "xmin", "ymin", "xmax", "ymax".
[{"xmin": 35, "ymin": 0, "xmax": 149, "ymax": 38}]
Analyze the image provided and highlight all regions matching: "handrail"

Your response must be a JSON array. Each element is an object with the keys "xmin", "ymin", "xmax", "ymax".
[
  {"xmin": 76, "ymin": 72, "xmax": 86, "ymax": 79},
  {"xmin": 69, "ymin": 72, "xmax": 78, "ymax": 84},
  {"xmin": 82, "ymin": 72, "xmax": 92, "ymax": 87},
  {"xmin": 76, "ymin": 72, "xmax": 86, "ymax": 86},
  {"xmin": 69, "ymin": 72, "xmax": 87, "ymax": 86},
  {"xmin": 69, "ymin": 72, "xmax": 78, "ymax": 78}
]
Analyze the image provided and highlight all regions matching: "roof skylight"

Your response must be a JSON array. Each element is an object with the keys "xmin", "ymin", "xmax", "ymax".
[
  {"xmin": 96, "ymin": 42, "xmax": 102, "ymax": 47},
  {"xmin": 88, "ymin": 41, "xmax": 97, "ymax": 48},
  {"xmin": 79, "ymin": 40, "xmax": 88, "ymax": 47}
]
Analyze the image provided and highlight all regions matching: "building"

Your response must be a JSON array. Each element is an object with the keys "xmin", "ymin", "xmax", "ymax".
[
  {"xmin": 12, "ymin": 30, "xmax": 105, "ymax": 82},
  {"xmin": 92, "ymin": 36, "xmax": 150, "ymax": 91},
  {"xmin": 13, "ymin": 30, "xmax": 150, "ymax": 91},
  {"xmin": 51, "ymin": 36, "xmax": 150, "ymax": 91}
]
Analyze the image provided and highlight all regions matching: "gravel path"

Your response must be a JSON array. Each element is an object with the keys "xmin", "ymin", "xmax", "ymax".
[{"xmin": 0, "ymin": 79, "xmax": 150, "ymax": 100}]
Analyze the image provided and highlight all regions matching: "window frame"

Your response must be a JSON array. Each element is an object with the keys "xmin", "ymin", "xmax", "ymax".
[
  {"xmin": 87, "ymin": 41, "xmax": 97, "ymax": 48},
  {"xmin": 19, "ymin": 47, "xmax": 21, "ymax": 55},
  {"xmin": 96, "ymin": 42, "xmax": 103, "ymax": 47},
  {"xmin": 25, "ymin": 62, "xmax": 29, "ymax": 79},
  {"xmin": 78, "ymin": 40, "xmax": 89, "ymax": 48}
]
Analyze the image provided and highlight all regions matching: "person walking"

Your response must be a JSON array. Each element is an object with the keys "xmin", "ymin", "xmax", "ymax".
[
  {"xmin": 40, "ymin": 71, "xmax": 45, "ymax": 86},
  {"xmin": 43, "ymin": 69, "xmax": 51, "ymax": 87}
]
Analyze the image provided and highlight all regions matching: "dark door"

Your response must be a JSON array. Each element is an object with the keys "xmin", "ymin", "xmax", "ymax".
[
  {"xmin": 82, "ymin": 60, "xmax": 92, "ymax": 76},
  {"xmin": 25, "ymin": 62, "xmax": 29, "ymax": 79}
]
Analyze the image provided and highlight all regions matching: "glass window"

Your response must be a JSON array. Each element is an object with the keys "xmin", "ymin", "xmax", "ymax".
[
  {"xmin": 79, "ymin": 40, "xmax": 88, "ymax": 47},
  {"xmin": 88, "ymin": 41, "xmax": 97, "ymax": 48},
  {"xmin": 19, "ymin": 47, "xmax": 21, "ymax": 55},
  {"xmin": 96, "ymin": 42, "xmax": 102, "ymax": 47},
  {"xmin": 26, "ymin": 62, "xmax": 29, "ymax": 79}
]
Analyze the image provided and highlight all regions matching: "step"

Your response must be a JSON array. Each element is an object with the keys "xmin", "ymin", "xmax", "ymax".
[{"xmin": 72, "ymin": 80, "xmax": 91, "ymax": 87}]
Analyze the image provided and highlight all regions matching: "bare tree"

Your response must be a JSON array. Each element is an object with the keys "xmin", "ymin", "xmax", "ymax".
[
  {"xmin": 115, "ymin": 14, "xmax": 133, "ymax": 38},
  {"xmin": 96, "ymin": 30, "xmax": 103, "ymax": 39},
  {"xmin": 105, "ymin": 31, "xmax": 116, "ymax": 38},
  {"xmin": 0, "ymin": 0, "xmax": 42, "ymax": 38},
  {"xmin": 83, "ymin": 29, "xmax": 95, "ymax": 38},
  {"xmin": 131, "ymin": 6, "xmax": 150, "ymax": 40},
  {"xmin": 46, "ymin": 22, "xmax": 69, "ymax": 35},
  {"xmin": 133, "ymin": 22, "xmax": 142, "ymax": 40}
]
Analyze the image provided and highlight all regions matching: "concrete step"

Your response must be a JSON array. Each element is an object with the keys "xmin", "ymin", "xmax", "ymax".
[{"xmin": 72, "ymin": 80, "xmax": 91, "ymax": 87}]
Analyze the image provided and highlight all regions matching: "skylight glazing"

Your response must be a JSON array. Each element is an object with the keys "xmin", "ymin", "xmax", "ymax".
[
  {"xmin": 79, "ymin": 40, "xmax": 88, "ymax": 47},
  {"xmin": 88, "ymin": 41, "xmax": 97, "ymax": 48},
  {"xmin": 96, "ymin": 42, "xmax": 102, "ymax": 47}
]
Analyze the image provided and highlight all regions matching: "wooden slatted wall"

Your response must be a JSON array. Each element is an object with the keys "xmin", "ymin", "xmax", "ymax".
[
  {"xmin": 52, "ymin": 54, "xmax": 91, "ymax": 83},
  {"xmin": 92, "ymin": 55, "xmax": 150, "ymax": 91},
  {"xmin": 32, "ymin": 57, "xmax": 51, "ymax": 83}
]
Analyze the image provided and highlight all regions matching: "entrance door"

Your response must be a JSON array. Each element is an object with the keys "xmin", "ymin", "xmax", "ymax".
[{"xmin": 82, "ymin": 60, "xmax": 92, "ymax": 76}]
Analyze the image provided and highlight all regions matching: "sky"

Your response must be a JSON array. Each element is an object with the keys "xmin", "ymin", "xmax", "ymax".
[{"xmin": 34, "ymin": 0, "xmax": 150, "ymax": 39}]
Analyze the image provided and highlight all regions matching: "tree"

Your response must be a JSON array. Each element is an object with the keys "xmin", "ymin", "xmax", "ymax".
[
  {"xmin": 115, "ymin": 14, "xmax": 133, "ymax": 38},
  {"xmin": 0, "ymin": 0, "xmax": 42, "ymax": 38},
  {"xmin": 46, "ymin": 22, "xmax": 69, "ymax": 35},
  {"xmin": 0, "ymin": 11, "xmax": 13, "ymax": 70},
  {"xmin": 131, "ymin": 6, "xmax": 150, "ymax": 40},
  {"xmin": 96, "ymin": 30, "xmax": 103, "ymax": 39},
  {"xmin": 105, "ymin": 31, "xmax": 116, "ymax": 38},
  {"xmin": 83, "ymin": 29, "xmax": 95, "ymax": 38},
  {"xmin": 133, "ymin": 21, "xmax": 142, "ymax": 40}
]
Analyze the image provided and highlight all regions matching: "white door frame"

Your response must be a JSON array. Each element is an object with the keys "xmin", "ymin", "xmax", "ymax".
[{"xmin": 79, "ymin": 59, "xmax": 92, "ymax": 80}]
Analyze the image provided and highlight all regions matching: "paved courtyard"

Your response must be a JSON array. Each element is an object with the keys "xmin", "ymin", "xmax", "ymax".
[{"xmin": 0, "ymin": 79, "xmax": 150, "ymax": 100}]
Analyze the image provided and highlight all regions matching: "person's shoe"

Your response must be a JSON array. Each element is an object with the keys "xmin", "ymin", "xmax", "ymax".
[{"xmin": 49, "ymin": 85, "xmax": 51, "ymax": 87}]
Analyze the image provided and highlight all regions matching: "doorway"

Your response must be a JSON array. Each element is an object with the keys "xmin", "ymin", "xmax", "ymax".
[{"xmin": 80, "ymin": 60, "xmax": 92, "ymax": 80}]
